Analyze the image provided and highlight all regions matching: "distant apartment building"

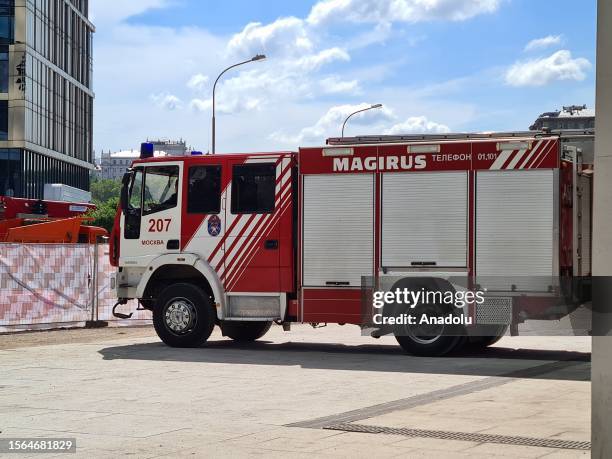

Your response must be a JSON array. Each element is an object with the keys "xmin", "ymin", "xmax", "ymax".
[
  {"xmin": 97, "ymin": 140, "xmax": 189, "ymax": 180},
  {"xmin": 0, "ymin": 0, "xmax": 94, "ymax": 199},
  {"xmin": 97, "ymin": 150, "xmax": 139, "ymax": 181},
  {"xmin": 530, "ymin": 105, "xmax": 595, "ymax": 131}
]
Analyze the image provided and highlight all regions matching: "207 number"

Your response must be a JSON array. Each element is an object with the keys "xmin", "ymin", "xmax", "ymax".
[{"xmin": 148, "ymin": 218, "xmax": 171, "ymax": 232}]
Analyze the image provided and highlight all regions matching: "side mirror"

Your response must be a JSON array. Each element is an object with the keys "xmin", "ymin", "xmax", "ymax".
[{"xmin": 120, "ymin": 171, "xmax": 132, "ymax": 212}]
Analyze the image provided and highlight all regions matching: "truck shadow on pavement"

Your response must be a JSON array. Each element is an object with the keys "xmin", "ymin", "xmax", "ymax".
[{"xmin": 98, "ymin": 339, "xmax": 590, "ymax": 382}]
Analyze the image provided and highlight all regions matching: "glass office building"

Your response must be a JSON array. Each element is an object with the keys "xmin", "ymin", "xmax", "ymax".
[{"xmin": 0, "ymin": 0, "xmax": 94, "ymax": 198}]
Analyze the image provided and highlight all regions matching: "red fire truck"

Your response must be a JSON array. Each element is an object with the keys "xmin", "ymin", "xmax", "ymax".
[{"xmin": 110, "ymin": 130, "xmax": 594, "ymax": 356}]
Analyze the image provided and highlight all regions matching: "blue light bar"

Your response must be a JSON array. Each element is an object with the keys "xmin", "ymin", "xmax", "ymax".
[
  {"xmin": 191, "ymin": 151, "xmax": 203, "ymax": 155},
  {"xmin": 140, "ymin": 142, "xmax": 154, "ymax": 159}
]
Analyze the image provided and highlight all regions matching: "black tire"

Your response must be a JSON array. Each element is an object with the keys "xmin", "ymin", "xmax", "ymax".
[
  {"xmin": 221, "ymin": 321, "xmax": 272, "ymax": 342},
  {"xmin": 153, "ymin": 283, "xmax": 216, "ymax": 347},
  {"xmin": 395, "ymin": 334, "xmax": 463, "ymax": 357},
  {"xmin": 387, "ymin": 279, "xmax": 465, "ymax": 357}
]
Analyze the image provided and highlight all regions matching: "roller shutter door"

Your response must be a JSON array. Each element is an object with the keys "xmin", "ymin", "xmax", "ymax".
[
  {"xmin": 476, "ymin": 169, "xmax": 554, "ymax": 291},
  {"xmin": 382, "ymin": 171, "xmax": 468, "ymax": 268},
  {"xmin": 303, "ymin": 174, "xmax": 374, "ymax": 287}
]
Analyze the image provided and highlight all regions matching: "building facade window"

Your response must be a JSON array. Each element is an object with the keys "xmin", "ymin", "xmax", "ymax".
[
  {"xmin": 0, "ymin": 45, "xmax": 7, "ymax": 92},
  {"xmin": 19, "ymin": 149, "xmax": 89, "ymax": 199},
  {"xmin": 0, "ymin": 100, "xmax": 7, "ymax": 140},
  {"xmin": 0, "ymin": 148, "xmax": 21, "ymax": 196},
  {"xmin": 0, "ymin": 0, "xmax": 13, "ymax": 43}
]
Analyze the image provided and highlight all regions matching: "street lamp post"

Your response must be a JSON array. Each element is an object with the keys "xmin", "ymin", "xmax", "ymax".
[
  {"xmin": 212, "ymin": 54, "xmax": 266, "ymax": 154},
  {"xmin": 341, "ymin": 104, "xmax": 383, "ymax": 138}
]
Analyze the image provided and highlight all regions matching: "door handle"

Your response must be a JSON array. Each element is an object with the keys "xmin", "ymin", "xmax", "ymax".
[{"xmin": 264, "ymin": 239, "xmax": 278, "ymax": 250}]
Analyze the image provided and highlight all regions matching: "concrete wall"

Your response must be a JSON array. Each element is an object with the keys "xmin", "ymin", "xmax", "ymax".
[{"xmin": 592, "ymin": 1, "xmax": 612, "ymax": 457}]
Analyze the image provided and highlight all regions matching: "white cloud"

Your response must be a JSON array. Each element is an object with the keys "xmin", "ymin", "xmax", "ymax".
[
  {"xmin": 307, "ymin": 0, "xmax": 500, "ymax": 26},
  {"xmin": 190, "ymin": 98, "xmax": 212, "ymax": 112},
  {"xmin": 271, "ymin": 103, "xmax": 395, "ymax": 143},
  {"xmin": 187, "ymin": 74, "xmax": 209, "ymax": 92},
  {"xmin": 91, "ymin": 0, "xmax": 501, "ymax": 155},
  {"xmin": 319, "ymin": 76, "xmax": 361, "ymax": 94},
  {"xmin": 150, "ymin": 92, "xmax": 183, "ymax": 110},
  {"xmin": 524, "ymin": 35, "xmax": 563, "ymax": 52},
  {"xmin": 271, "ymin": 105, "xmax": 450, "ymax": 144},
  {"xmin": 218, "ymin": 14, "xmax": 353, "ymax": 116},
  {"xmin": 226, "ymin": 17, "xmax": 313, "ymax": 59},
  {"xmin": 384, "ymin": 116, "xmax": 450, "ymax": 134},
  {"xmin": 91, "ymin": 0, "xmax": 228, "ymax": 151},
  {"xmin": 292, "ymin": 47, "xmax": 350, "ymax": 71},
  {"xmin": 217, "ymin": 96, "xmax": 263, "ymax": 114},
  {"xmin": 210, "ymin": 69, "xmax": 298, "ymax": 113},
  {"xmin": 193, "ymin": 46, "xmax": 352, "ymax": 116},
  {"xmin": 347, "ymin": 22, "xmax": 394, "ymax": 49},
  {"xmin": 505, "ymin": 50, "xmax": 591, "ymax": 87},
  {"xmin": 189, "ymin": 93, "xmax": 262, "ymax": 115}
]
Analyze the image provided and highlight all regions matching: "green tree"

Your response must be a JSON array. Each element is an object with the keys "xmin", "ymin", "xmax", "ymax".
[
  {"xmin": 87, "ymin": 197, "xmax": 119, "ymax": 233},
  {"xmin": 90, "ymin": 177, "xmax": 122, "ymax": 203}
]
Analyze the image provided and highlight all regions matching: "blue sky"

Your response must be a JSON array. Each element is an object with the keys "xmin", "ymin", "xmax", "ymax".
[{"xmin": 90, "ymin": 0, "xmax": 596, "ymax": 155}]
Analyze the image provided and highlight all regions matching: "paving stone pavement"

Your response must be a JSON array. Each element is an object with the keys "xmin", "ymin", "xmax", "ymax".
[{"xmin": 0, "ymin": 324, "xmax": 590, "ymax": 458}]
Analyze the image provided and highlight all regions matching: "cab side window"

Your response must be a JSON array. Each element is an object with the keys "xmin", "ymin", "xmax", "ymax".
[
  {"xmin": 124, "ymin": 168, "xmax": 143, "ymax": 240},
  {"xmin": 231, "ymin": 163, "xmax": 276, "ymax": 214},
  {"xmin": 188, "ymin": 165, "xmax": 221, "ymax": 214},
  {"xmin": 128, "ymin": 168, "xmax": 143, "ymax": 211},
  {"xmin": 143, "ymin": 166, "xmax": 180, "ymax": 215}
]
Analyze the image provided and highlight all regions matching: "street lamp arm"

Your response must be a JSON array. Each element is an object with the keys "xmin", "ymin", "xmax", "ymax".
[
  {"xmin": 342, "ymin": 107, "xmax": 372, "ymax": 138},
  {"xmin": 211, "ymin": 54, "xmax": 266, "ymax": 154},
  {"xmin": 341, "ymin": 104, "xmax": 382, "ymax": 137},
  {"xmin": 212, "ymin": 58, "xmax": 254, "ymax": 117}
]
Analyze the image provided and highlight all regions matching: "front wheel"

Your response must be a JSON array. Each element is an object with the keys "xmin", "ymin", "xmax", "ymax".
[
  {"xmin": 153, "ymin": 283, "xmax": 216, "ymax": 347},
  {"xmin": 221, "ymin": 321, "xmax": 272, "ymax": 342}
]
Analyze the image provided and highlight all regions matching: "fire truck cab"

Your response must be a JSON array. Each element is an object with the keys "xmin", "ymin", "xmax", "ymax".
[{"xmin": 111, "ymin": 130, "xmax": 594, "ymax": 356}]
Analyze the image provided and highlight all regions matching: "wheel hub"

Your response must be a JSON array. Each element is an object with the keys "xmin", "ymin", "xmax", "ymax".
[
  {"xmin": 164, "ymin": 299, "xmax": 196, "ymax": 334},
  {"xmin": 405, "ymin": 304, "xmax": 445, "ymax": 344}
]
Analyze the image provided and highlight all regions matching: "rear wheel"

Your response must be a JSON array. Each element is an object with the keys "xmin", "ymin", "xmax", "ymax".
[
  {"xmin": 391, "ymin": 289, "xmax": 464, "ymax": 357},
  {"xmin": 221, "ymin": 321, "xmax": 272, "ymax": 342},
  {"xmin": 153, "ymin": 283, "xmax": 216, "ymax": 347}
]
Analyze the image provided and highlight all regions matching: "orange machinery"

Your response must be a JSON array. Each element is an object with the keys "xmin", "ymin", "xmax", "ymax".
[
  {"xmin": 0, "ymin": 217, "xmax": 108, "ymax": 243},
  {"xmin": 0, "ymin": 196, "xmax": 108, "ymax": 243}
]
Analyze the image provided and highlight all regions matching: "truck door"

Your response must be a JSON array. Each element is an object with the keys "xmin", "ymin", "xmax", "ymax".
[
  {"xmin": 120, "ymin": 162, "xmax": 182, "ymax": 267},
  {"xmin": 180, "ymin": 162, "xmax": 224, "ymax": 256},
  {"xmin": 222, "ymin": 157, "xmax": 292, "ymax": 293}
]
